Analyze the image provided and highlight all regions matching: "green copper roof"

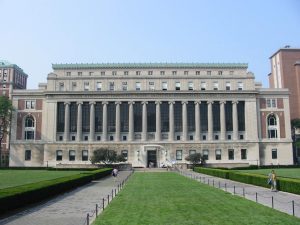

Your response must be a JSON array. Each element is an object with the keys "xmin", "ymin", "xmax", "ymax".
[
  {"xmin": 52, "ymin": 63, "xmax": 248, "ymax": 70},
  {"xmin": 0, "ymin": 60, "xmax": 28, "ymax": 76}
]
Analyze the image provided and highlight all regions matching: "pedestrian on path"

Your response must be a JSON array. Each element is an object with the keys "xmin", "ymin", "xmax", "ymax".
[
  {"xmin": 270, "ymin": 170, "xmax": 277, "ymax": 192},
  {"xmin": 112, "ymin": 168, "xmax": 118, "ymax": 181}
]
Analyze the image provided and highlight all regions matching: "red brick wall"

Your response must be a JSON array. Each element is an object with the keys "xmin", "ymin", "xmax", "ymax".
[
  {"xmin": 36, "ymin": 99, "xmax": 43, "ymax": 110},
  {"xmin": 18, "ymin": 99, "xmax": 25, "ymax": 110},
  {"xmin": 261, "ymin": 111, "xmax": 286, "ymax": 139},
  {"xmin": 277, "ymin": 98, "xmax": 284, "ymax": 109},
  {"xmin": 269, "ymin": 74, "xmax": 275, "ymax": 88},
  {"xmin": 261, "ymin": 112, "xmax": 266, "ymax": 138}
]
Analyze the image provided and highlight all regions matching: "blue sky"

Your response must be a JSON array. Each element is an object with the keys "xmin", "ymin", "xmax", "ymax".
[{"xmin": 1, "ymin": 0, "xmax": 299, "ymax": 89}]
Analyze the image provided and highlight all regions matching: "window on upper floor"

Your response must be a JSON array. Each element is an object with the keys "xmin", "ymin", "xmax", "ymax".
[
  {"xmin": 229, "ymin": 71, "xmax": 234, "ymax": 75},
  {"xmin": 213, "ymin": 81, "xmax": 219, "ymax": 90},
  {"xmin": 72, "ymin": 82, "xmax": 77, "ymax": 91},
  {"xmin": 148, "ymin": 71, "xmax": 153, "ymax": 75},
  {"xmin": 175, "ymin": 82, "xmax": 181, "ymax": 90},
  {"xmin": 112, "ymin": 71, "xmax": 117, "ymax": 76},
  {"xmin": 218, "ymin": 71, "xmax": 223, "ymax": 75},
  {"xmin": 266, "ymin": 99, "xmax": 277, "ymax": 108},
  {"xmin": 78, "ymin": 72, "xmax": 82, "ymax": 76},
  {"xmin": 149, "ymin": 81, "xmax": 155, "ymax": 90},
  {"xmin": 196, "ymin": 71, "xmax": 200, "ymax": 75},
  {"xmin": 162, "ymin": 82, "xmax": 168, "ymax": 91},
  {"xmin": 109, "ymin": 82, "xmax": 114, "ymax": 91},
  {"xmin": 172, "ymin": 71, "xmax": 177, "ymax": 75},
  {"xmin": 136, "ymin": 71, "xmax": 141, "ymax": 75},
  {"xmin": 226, "ymin": 82, "xmax": 231, "ymax": 90},
  {"xmin": 207, "ymin": 71, "xmax": 211, "ymax": 75},
  {"xmin": 188, "ymin": 82, "xmax": 194, "ymax": 90},
  {"xmin": 24, "ymin": 115, "xmax": 35, "ymax": 140},
  {"xmin": 267, "ymin": 114, "xmax": 278, "ymax": 139},
  {"xmin": 122, "ymin": 81, "xmax": 128, "ymax": 91},
  {"xmin": 201, "ymin": 82, "xmax": 206, "ymax": 90},
  {"xmin": 237, "ymin": 82, "xmax": 244, "ymax": 90},
  {"xmin": 124, "ymin": 71, "xmax": 128, "ymax": 75},
  {"xmin": 84, "ymin": 82, "xmax": 89, "ymax": 91},
  {"xmin": 66, "ymin": 72, "xmax": 71, "ymax": 76},
  {"xmin": 96, "ymin": 82, "xmax": 102, "ymax": 91},
  {"xmin": 25, "ymin": 100, "xmax": 36, "ymax": 109},
  {"xmin": 59, "ymin": 82, "xmax": 64, "ymax": 91},
  {"xmin": 89, "ymin": 72, "xmax": 93, "ymax": 76},
  {"xmin": 101, "ymin": 71, "xmax": 105, "ymax": 76},
  {"xmin": 184, "ymin": 71, "xmax": 189, "ymax": 75},
  {"xmin": 160, "ymin": 71, "xmax": 165, "ymax": 75},
  {"xmin": 135, "ymin": 82, "xmax": 141, "ymax": 91}
]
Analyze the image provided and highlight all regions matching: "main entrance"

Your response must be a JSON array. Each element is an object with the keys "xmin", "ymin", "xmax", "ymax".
[{"xmin": 147, "ymin": 150, "xmax": 157, "ymax": 168}]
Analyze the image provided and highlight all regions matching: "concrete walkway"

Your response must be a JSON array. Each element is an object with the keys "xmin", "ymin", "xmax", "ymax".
[
  {"xmin": 179, "ymin": 169, "xmax": 300, "ymax": 218},
  {"xmin": 0, "ymin": 171, "xmax": 132, "ymax": 225}
]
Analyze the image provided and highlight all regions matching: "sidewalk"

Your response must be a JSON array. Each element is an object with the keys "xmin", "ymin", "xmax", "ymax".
[
  {"xmin": 179, "ymin": 170, "xmax": 300, "ymax": 218},
  {"xmin": 0, "ymin": 171, "xmax": 132, "ymax": 225}
]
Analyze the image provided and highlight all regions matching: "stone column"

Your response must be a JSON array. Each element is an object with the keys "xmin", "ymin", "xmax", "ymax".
[
  {"xmin": 142, "ymin": 101, "xmax": 148, "ymax": 141},
  {"xmin": 115, "ymin": 101, "xmax": 121, "ymax": 141},
  {"xmin": 76, "ymin": 102, "xmax": 83, "ymax": 141},
  {"xmin": 102, "ymin": 102, "xmax": 108, "ymax": 141},
  {"xmin": 63, "ymin": 102, "xmax": 70, "ymax": 141},
  {"xmin": 182, "ymin": 101, "xmax": 188, "ymax": 141},
  {"xmin": 207, "ymin": 101, "xmax": 213, "ymax": 141},
  {"xmin": 232, "ymin": 101, "xmax": 238, "ymax": 140},
  {"xmin": 155, "ymin": 101, "xmax": 161, "ymax": 141},
  {"xmin": 195, "ymin": 101, "xmax": 201, "ymax": 141},
  {"xmin": 128, "ymin": 101, "xmax": 134, "ymax": 141},
  {"xmin": 220, "ymin": 101, "xmax": 226, "ymax": 141},
  {"xmin": 168, "ymin": 101, "xmax": 175, "ymax": 141},
  {"xmin": 89, "ymin": 102, "xmax": 95, "ymax": 141}
]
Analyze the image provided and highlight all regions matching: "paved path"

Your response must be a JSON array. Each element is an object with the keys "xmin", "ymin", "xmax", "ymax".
[
  {"xmin": 0, "ymin": 171, "xmax": 132, "ymax": 225},
  {"xmin": 179, "ymin": 169, "xmax": 300, "ymax": 218}
]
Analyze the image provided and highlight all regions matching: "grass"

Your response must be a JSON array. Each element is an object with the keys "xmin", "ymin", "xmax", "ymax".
[
  {"xmin": 234, "ymin": 168, "xmax": 300, "ymax": 179},
  {"xmin": 93, "ymin": 172, "xmax": 300, "ymax": 225},
  {"xmin": 0, "ymin": 169, "xmax": 85, "ymax": 189}
]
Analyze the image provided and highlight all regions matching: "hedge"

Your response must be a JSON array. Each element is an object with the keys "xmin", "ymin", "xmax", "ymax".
[
  {"xmin": 194, "ymin": 167, "xmax": 300, "ymax": 195},
  {"xmin": 0, "ymin": 168, "xmax": 112, "ymax": 215}
]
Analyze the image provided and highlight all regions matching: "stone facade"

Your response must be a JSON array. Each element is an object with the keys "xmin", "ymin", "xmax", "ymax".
[{"xmin": 9, "ymin": 63, "xmax": 293, "ymax": 167}]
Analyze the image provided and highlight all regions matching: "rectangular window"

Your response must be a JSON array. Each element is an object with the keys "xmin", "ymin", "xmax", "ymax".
[
  {"xmin": 189, "ymin": 135, "xmax": 193, "ymax": 140},
  {"xmin": 176, "ymin": 150, "xmax": 182, "ymax": 160},
  {"xmin": 213, "ymin": 82, "xmax": 219, "ymax": 90},
  {"xmin": 56, "ymin": 150, "xmax": 63, "ymax": 161},
  {"xmin": 124, "ymin": 71, "xmax": 128, "ymax": 75},
  {"xmin": 112, "ymin": 71, "xmax": 117, "ymax": 76},
  {"xmin": 188, "ymin": 82, "xmax": 194, "ymax": 90},
  {"xmin": 109, "ymin": 82, "xmax": 114, "ymax": 91},
  {"xmin": 135, "ymin": 82, "xmax": 141, "ymax": 91},
  {"xmin": 25, "ymin": 150, "xmax": 31, "ymax": 161},
  {"xmin": 59, "ymin": 82, "xmax": 64, "ymax": 91},
  {"xmin": 110, "ymin": 135, "xmax": 114, "ymax": 141},
  {"xmin": 66, "ymin": 72, "xmax": 71, "ymax": 76},
  {"xmin": 82, "ymin": 150, "xmax": 88, "ymax": 161},
  {"xmin": 226, "ymin": 82, "xmax": 231, "ymax": 90},
  {"xmin": 184, "ymin": 71, "xmax": 189, "ymax": 75},
  {"xmin": 228, "ymin": 149, "xmax": 234, "ymax": 160},
  {"xmin": 96, "ymin": 82, "xmax": 102, "ymax": 91},
  {"xmin": 162, "ymin": 82, "xmax": 168, "ymax": 91},
  {"xmin": 203, "ymin": 149, "xmax": 209, "ymax": 160},
  {"xmin": 196, "ymin": 71, "xmax": 200, "ymax": 75},
  {"xmin": 160, "ymin": 71, "xmax": 165, "ymax": 75},
  {"xmin": 176, "ymin": 135, "xmax": 181, "ymax": 140},
  {"xmin": 84, "ymin": 82, "xmax": 89, "ymax": 91},
  {"xmin": 201, "ymin": 82, "xmax": 206, "ymax": 90},
  {"xmin": 89, "ymin": 72, "xmax": 93, "ymax": 76},
  {"xmin": 272, "ymin": 149, "xmax": 277, "ymax": 159},
  {"xmin": 72, "ymin": 82, "xmax": 77, "ymax": 91},
  {"xmin": 202, "ymin": 135, "xmax": 206, "ymax": 140},
  {"xmin": 215, "ymin": 149, "xmax": 221, "ymax": 160},
  {"xmin": 175, "ymin": 82, "xmax": 181, "ymax": 90},
  {"xmin": 237, "ymin": 82, "xmax": 243, "ymax": 90},
  {"xmin": 136, "ymin": 71, "xmax": 141, "ymax": 75},
  {"xmin": 25, "ymin": 100, "xmax": 35, "ymax": 109},
  {"xmin": 122, "ymin": 135, "xmax": 127, "ymax": 141},
  {"xmin": 122, "ymin": 150, "xmax": 128, "ymax": 160},
  {"xmin": 122, "ymin": 81, "xmax": 128, "ymax": 91},
  {"xmin": 241, "ymin": 149, "xmax": 247, "ymax": 160},
  {"xmin": 267, "ymin": 99, "xmax": 277, "ymax": 108},
  {"xmin": 218, "ymin": 71, "xmax": 223, "ymax": 75},
  {"xmin": 101, "ymin": 71, "xmax": 105, "ymax": 76},
  {"xmin": 207, "ymin": 71, "xmax": 211, "ymax": 75},
  {"xmin": 148, "ymin": 71, "xmax": 153, "ymax": 75},
  {"xmin": 172, "ymin": 71, "xmax": 177, "ymax": 75},
  {"xmin": 189, "ymin": 150, "xmax": 196, "ymax": 155},
  {"xmin": 149, "ymin": 81, "xmax": 155, "ymax": 90},
  {"xmin": 78, "ymin": 72, "xmax": 82, "ymax": 76},
  {"xmin": 69, "ymin": 150, "xmax": 75, "ymax": 161}
]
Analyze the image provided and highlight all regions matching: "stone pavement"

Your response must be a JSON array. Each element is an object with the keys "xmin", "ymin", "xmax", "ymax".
[
  {"xmin": 179, "ymin": 169, "xmax": 300, "ymax": 218},
  {"xmin": 0, "ymin": 171, "xmax": 132, "ymax": 225}
]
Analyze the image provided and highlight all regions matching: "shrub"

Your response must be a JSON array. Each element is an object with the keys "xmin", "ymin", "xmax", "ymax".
[
  {"xmin": 0, "ymin": 168, "xmax": 112, "ymax": 215},
  {"xmin": 194, "ymin": 167, "xmax": 229, "ymax": 179}
]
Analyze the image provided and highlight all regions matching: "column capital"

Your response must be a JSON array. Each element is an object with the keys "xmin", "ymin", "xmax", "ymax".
[
  {"xmin": 219, "ymin": 100, "xmax": 226, "ymax": 105},
  {"xmin": 142, "ymin": 101, "xmax": 148, "ymax": 105},
  {"xmin": 64, "ymin": 102, "xmax": 70, "ymax": 105},
  {"xmin": 232, "ymin": 100, "xmax": 239, "ymax": 104},
  {"xmin": 194, "ymin": 101, "xmax": 201, "ymax": 105},
  {"xmin": 181, "ymin": 101, "xmax": 188, "ymax": 105},
  {"xmin": 115, "ymin": 101, "xmax": 122, "ymax": 105},
  {"xmin": 77, "ymin": 101, "xmax": 83, "ymax": 105},
  {"xmin": 155, "ymin": 101, "xmax": 162, "ymax": 105},
  {"xmin": 102, "ymin": 101, "xmax": 109, "ymax": 105},
  {"xmin": 168, "ymin": 101, "xmax": 175, "ymax": 105},
  {"xmin": 89, "ymin": 101, "xmax": 96, "ymax": 105},
  {"xmin": 128, "ymin": 101, "xmax": 135, "ymax": 105},
  {"xmin": 207, "ymin": 100, "xmax": 214, "ymax": 105}
]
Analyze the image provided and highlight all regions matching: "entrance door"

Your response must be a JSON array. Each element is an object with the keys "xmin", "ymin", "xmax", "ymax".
[{"xmin": 147, "ymin": 150, "xmax": 157, "ymax": 168}]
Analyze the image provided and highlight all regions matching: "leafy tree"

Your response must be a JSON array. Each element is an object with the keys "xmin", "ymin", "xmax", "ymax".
[
  {"xmin": 185, "ymin": 153, "xmax": 206, "ymax": 167},
  {"xmin": 91, "ymin": 148, "xmax": 126, "ymax": 164},
  {"xmin": 0, "ymin": 96, "xmax": 14, "ymax": 167},
  {"xmin": 291, "ymin": 118, "xmax": 300, "ymax": 128}
]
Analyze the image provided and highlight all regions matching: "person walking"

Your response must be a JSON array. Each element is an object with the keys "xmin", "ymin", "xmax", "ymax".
[
  {"xmin": 271, "ymin": 170, "xmax": 277, "ymax": 192},
  {"xmin": 112, "ymin": 168, "xmax": 118, "ymax": 181}
]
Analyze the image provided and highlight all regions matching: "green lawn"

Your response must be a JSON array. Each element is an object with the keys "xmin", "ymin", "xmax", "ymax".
[
  {"xmin": 0, "ymin": 170, "xmax": 85, "ymax": 189},
  {"xmin": 93, "ymin": 172, "xmax": 300, "ymax": 225},
  {"xmin": 234, "ymin": 168, "xmax": 300, "ymax": 179}
]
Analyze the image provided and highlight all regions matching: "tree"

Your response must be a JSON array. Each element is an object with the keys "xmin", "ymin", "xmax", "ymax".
[
  {"xmin": 91, "ymin": 148, "xmax": 126, "ymax": 164},
  {"xmin": 291, "ymin": 118, "xmax": 300, "ymax": 129},
  {"xmin": 185, "ymin": 153, "xmax": 206, "ymax": 167},
  {"xmin": 0, "ymin": 96, "xmax": 14, "ymax": 167}
]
